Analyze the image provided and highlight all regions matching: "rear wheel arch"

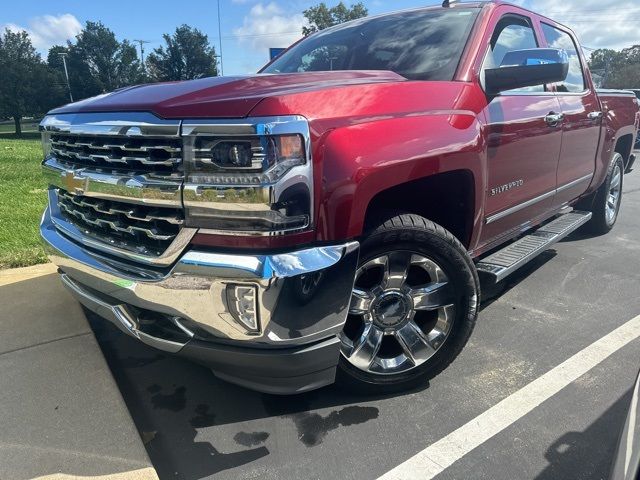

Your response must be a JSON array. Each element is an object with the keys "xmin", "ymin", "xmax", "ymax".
[{"xmin": 614, "ymin": 134, "xmax": 634, "ymax": 170}]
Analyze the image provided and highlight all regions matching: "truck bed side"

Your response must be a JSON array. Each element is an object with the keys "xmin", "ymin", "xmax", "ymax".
[{"xmin": 595, "ymin": 90, "xmax": 639, "ymax": 180}]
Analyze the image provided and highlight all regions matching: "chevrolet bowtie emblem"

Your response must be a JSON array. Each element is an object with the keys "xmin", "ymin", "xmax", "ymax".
[{"xmin": 62, "ymin": 170, "xmax": 87, "ymax": 194}]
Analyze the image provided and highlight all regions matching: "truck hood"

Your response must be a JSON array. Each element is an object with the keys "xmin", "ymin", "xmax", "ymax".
[{"xmin": 49, "ymin": 71, "xmax": 406, "ymax": 119}]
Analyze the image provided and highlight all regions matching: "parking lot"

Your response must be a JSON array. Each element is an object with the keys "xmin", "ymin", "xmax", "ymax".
[{"xmin": 86, "ymin": 164, "xmax": 640, "ymax": 480}]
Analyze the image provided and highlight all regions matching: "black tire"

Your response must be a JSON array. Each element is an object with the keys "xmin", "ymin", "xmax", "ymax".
[
  {"xmin": 336, "ymin": 212, "xmax": 479, "ymax": 394},
  {"xmin": 585, "ymin": 153, "xmax": 624, "ymax": 235}
]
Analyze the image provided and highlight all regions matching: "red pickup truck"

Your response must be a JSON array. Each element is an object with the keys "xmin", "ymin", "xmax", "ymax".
[{"xmin": 40, "ymin": 1, "xmax": 639, "ymax": 394}]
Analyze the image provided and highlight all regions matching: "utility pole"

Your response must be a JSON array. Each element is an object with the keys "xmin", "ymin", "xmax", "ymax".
[
  {"xmin": 58, "ymin": 52, "xmax": 73, "ymax": 103},
  {"xmin": 217, "ymin": 0, "xmax": 224, "ymax": 76},
  {"xmin": 134, "ymin": 39, "xmax": 150, "ymax": 73}
]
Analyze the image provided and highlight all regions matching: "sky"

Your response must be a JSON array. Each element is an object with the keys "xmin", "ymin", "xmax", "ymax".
[{"xmin": 1, "ymin": 0, "xmax": 639, "ymax": 75}]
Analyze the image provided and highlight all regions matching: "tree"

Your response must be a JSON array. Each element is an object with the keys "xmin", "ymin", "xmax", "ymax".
[
  {"xmin": 0, "ymin": 29, "xmax": 65, "ymax": 135},
  {"xmin": 588, "ymin": 45, "xmax": 640, "ymax": 89},
  {"xmin": 47, "ymin": 22, "xmax": 143, "ymax": 102},
  {"xmin": 302, "ymin": 2, "xmax": 368, "ymax": 36},
  {"xmin": 147, "ymin": 25, "xmax": 218, "ymax": 81},
  {"xmin": 117, "ymin": 40, "xmax": 143, "ymax": 86},
  {"xmin": 70, "ymin": 22, "xmax": 142, "ymax": 92},
  {"xmin": 603, "ymin": 63, "xmax": 640, "ymax": 89}
]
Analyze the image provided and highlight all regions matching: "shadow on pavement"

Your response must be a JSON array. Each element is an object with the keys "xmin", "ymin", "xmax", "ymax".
[
  {"xmin": 88, "ymin": 313, "xmax": 424, "ymax": 479},
  {"xmin": 480, "ymin": 249, "xmax": 557, "ymax": 310},
  {"xmin": 535, "ymin": 387, "xmax": 632, "ymax": 480},
  {"xmin": 87, "ymin": 227, "xmax": 601, "ymax": 479},
  {"xmin": 480, "ymin": 224, "xmax": 596, "ymax": 310}
]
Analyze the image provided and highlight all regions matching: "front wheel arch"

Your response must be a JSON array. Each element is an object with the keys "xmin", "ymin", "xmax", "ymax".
[{"xmin": 362, "ymin": 170, "xmax": 477, "ymax": 249}]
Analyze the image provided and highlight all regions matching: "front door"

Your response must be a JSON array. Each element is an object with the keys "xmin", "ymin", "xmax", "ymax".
[{"xmin": 479, "ymin": 14, "xmax": 563, "ymax": 245}]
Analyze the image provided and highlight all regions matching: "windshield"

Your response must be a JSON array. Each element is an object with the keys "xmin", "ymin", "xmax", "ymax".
[{"xmin": 261, "ymin": 8, "xmax": 480, "ymax": 81}]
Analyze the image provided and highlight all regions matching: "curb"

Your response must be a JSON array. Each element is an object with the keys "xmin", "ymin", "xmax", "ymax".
[{"xmin": 0, "ymin": 263, "xmax": 58, "ymax": 286}]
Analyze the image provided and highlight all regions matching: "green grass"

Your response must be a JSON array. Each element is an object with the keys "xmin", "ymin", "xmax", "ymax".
[
  {"xmin": 0, "ymin": 137, "xmax": 49, "ymax": 269},
  {"xmin": 0, "ymin": 132, "xmax": 41, "ymax": 140}
]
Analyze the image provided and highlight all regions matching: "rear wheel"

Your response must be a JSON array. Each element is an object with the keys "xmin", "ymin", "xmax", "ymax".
[
  {"xmin": 337, "ymin": 212, "xmax": 479, "ymax": 394},
  {"xmin": 585, "ymin": 153, "xmax": 624, "ymax": 235}
]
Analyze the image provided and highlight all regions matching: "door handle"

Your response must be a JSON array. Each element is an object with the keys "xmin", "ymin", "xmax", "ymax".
[
  {"xmin": 545, "ymin": 112, "xmax": 565, "ymax": 127},
  {"xmin": 588, "ymin": 111, "xmax": 603, "ymax": 121}
]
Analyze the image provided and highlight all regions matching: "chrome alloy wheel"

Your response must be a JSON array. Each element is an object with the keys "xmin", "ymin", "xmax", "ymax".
[
  {"xmin": 606, "ymin": 163, "xmax": 622, "ymax": 225},
  {"xmin": 339, "ymin": 251, "xmax": 456, "ymax": 375}
]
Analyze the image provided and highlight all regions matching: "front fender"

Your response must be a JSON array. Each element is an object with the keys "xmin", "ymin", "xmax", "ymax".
[{"xmin": 315, "ymin": 112, "xmax": 486, "ymax": 242}]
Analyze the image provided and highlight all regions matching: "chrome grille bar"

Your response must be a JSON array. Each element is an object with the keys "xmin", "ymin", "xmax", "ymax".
[
  {"xmin": 50, "ymin": 136, "xmax": 182, "ymax": 169},
  {"xmin": 42, "ymin": 157, "xmax": 182, "ymax": 207},
  {"xmin": 54, "ymin": 188, "xmax": 187, "ymax": 259},
  {"xmin": 57, "ymin": 190, "xmax": 181, "ymax": 241},
  {"xmin": 58, "ymin": 201, "xmax": 175, "ymax": 241},
  {"xmin": 57, "ymin": 191, "xmax": 183, "ymax": 225}
]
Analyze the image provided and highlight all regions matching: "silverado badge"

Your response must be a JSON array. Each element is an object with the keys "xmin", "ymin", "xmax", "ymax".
[{"xmin": 490, "ymin": 179, "xmax": 524, "ymax": 196}]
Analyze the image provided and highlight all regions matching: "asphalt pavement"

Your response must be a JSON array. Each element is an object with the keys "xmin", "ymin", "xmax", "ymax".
[{"xmin": 88, "ymin": 159, "xmax": 640, "ymax": 480}]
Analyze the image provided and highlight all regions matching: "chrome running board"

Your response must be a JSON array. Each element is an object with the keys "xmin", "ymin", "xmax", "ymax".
[{"xmin": 476, "ymin": 211, "xmax": 592, "ymax": 283}]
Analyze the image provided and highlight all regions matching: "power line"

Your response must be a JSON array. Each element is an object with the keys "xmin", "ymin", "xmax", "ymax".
[
  {"xmin": 133, "ymin": 39, "xmax": 150, "ymax": 70},
  {"xmin": 569, "ymin": 18, "xmax": 640, "ymax": 23},
  {"xmin": 143, "ymin": 31, "xmax": 301, "ymax": 42},
  {"xmin": 222, "ymin": 31, "xmax": 301, "ymax": 39},
  {"xmin": 542, "ymin": 7, "xmax": 640, "ymax": 15}
]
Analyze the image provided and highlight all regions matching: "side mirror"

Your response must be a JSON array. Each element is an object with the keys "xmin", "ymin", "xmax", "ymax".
[{"xmin": 485, "ymin": 48, "xmax": 569, "ymax": 95}]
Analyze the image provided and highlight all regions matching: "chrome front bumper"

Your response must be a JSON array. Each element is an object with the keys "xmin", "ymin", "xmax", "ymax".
[{"xmin": 40, "ymin": 201, "xmax": 359, "ymax": 393}]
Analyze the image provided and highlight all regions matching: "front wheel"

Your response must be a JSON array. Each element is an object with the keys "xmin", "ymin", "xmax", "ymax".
[{"xmin": 337, "ymin": 213, "xmax": 479, "ymax": 394}]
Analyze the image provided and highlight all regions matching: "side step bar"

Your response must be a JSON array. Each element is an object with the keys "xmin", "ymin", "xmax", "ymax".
[{"xmin": 476, "ymin": 211, "xmax": 592, "ymax": 283}]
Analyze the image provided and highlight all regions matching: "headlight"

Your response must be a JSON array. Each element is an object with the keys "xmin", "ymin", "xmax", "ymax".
[
  {"xmin": 182, "ymin": 116, "xmax": 313, "ymax": 235},
  {"xmin": 186, "ymin": 133, "xmax": 305, "ymax": 185}
]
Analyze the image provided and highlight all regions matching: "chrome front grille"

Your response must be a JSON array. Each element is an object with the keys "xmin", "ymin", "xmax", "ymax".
[
  {"xmin": 50, "ymin": 133, "xmax": 182, "ymax": 173},
  {"xmin": 41, "ymin": 113, "xmax": 191, "ymax": 265},
  {"xmin": 56, "ymin": 189, "xmax": 183, "ymax": 258}
]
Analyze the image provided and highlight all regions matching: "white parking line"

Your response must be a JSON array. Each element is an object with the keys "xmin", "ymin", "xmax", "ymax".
[{"xmin": 378, "ymin": 314, "xmax": 640, "ymax": 480}]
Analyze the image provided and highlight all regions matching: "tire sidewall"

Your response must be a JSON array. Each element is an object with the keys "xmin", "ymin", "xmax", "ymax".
[
  {"xmin": 585, "ymin": 152, "xmax": 625, "ymax": 235},
  {"xmin": 337, "ymin": 218, "xmax": 479, "ymax": 390},
  {"xmin": 604, "ymin": 154, "xmax": 624, "ymax": 228}
]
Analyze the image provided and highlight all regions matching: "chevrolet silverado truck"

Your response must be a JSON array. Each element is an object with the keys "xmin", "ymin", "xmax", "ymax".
[{"xmin": 39, "ymin": 1, "xmax": 640, "ymax": 394}]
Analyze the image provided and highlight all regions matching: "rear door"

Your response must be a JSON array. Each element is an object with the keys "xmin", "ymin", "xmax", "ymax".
[
  {"xmin": 541, "ymin": 22, "xmax": 599, "ymax": 205},
  {"xmin": 479, "ymin": 13, "xmax": 563, "ymax": 245}
]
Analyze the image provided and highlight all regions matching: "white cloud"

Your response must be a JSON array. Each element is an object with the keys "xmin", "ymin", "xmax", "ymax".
[
  {"xmin": 523, "ymin": 0, "xmax": 640, "ymax": 51},
  {"xmin": 233, "ymin": 2, "xmax": 307, "ymax": 50},
  {"xmin": 3, "ymin": 14, "xmax": 82, "ymax": 51}
]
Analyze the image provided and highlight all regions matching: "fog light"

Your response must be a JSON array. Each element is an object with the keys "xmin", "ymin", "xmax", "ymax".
[{"xmin": 226, "ymin": 284, "xmax": 260, "ymax": 333}]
